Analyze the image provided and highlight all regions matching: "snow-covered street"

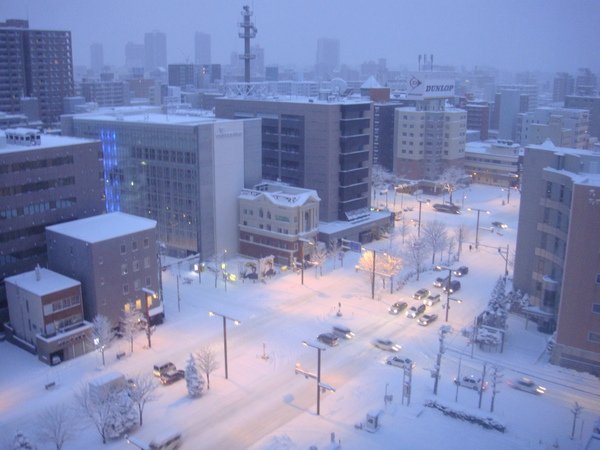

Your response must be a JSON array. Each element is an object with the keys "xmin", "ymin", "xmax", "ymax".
[{"xmin": 2, "ymin": 185, "xmax": 599, "ymax": 450}]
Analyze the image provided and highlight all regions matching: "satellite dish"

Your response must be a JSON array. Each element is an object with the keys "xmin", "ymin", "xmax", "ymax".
[{"xmin": 330, "ymin": 78, "xmax": 348, "ymax": 96}]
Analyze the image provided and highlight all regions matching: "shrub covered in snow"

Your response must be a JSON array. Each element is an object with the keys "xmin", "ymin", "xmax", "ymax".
[
  {"xmin": 185, "ymin": 353, "xmax": 205, "ymax": 398},
  {"xmin": 424, "ymin": 400, "xmax": 506, "ymax": 433}
]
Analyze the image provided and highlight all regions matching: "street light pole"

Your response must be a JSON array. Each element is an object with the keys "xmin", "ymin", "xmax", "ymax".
[
  {"xmin": 302, "ymin": 341, "xmax": 325, "ymax": 415},
  {"xmin": 416, "ymin": 199, "xmax": 428, "ymax": 238},
  {"xmin": 444, "ymin": 269, "xmax": 452, "ymax": 322},
  {"xmin": 468, "ymin": 207, "xmax": 489, "ymax": 249},
  {"xmin": 371, "ymin": 249, "xmax": 376, "ymax": 300},
  {"xmin": 208, "ymin": 311, "xmax": 241, "ymax": 380}
]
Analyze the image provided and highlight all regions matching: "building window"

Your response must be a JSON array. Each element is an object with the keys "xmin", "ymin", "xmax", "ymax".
[
  {"xmin": 592, "ymin": 304, "xmax": 600, "ymax": 314},
  {"xmin": 120, "ymin": 243, "xmax": 126, "ymax": 254},
  {"xmin": 121, "ymin": 264, "xmax": 128, "ymax": 275},
  {"xmin": 596, "ymin": 273, "xmax": 600, "ymax": 284},
  {"xmin": 589, "ymin": 331, "xmax": 600, "ymax": 344},
  {"xmin": 144, "ymin": 256, "xmax": 150, "ymax": 269},
  {"xmin": 134, "ymin": 279, "xmax": 141, "ymax": 290},
  {"xmin": 132, "ymin": 240, "xmax": 138, "ymax": 251},
  {"xmin": 133, "ymin": 260, "xmax": 140, "ymax": 272},
  {"xmin": 123, "ymin": 284, "xmax": 129, "ymax": 295},
  {"xmin": 143, "ymin": 238, "xmax": 149, "ymax": 248},
  {"xmin": 545, "ymin": 181, "xmax": 552, "ymax": 199}
]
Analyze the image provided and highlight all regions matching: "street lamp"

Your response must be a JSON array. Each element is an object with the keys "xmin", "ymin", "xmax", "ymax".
[
  {"xmin": 298, "ymin": 238, "xmax": 313, "ymax": 285},
  {"xmin": 416, "ymin": 199, "xmax": 429, "ymax": 238},
  {"xmin": 141, "ymin": 288, "xmax": 157, "ymax": 348},
  {"xmin": 208, "ymin": 311, "xmax": 241, "ymax": 380},
  {"xmin": 302, "ymin": 340, "xmax": 326, "ymax": 415},
  {"xmin": 467, "ymin": 207, "xmax": 490, "ymax": 249}
]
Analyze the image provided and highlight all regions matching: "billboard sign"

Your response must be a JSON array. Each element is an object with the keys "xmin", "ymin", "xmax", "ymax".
[{"xmin": 407, "ymin": 74, "xmax": 455, "ymax": 99}]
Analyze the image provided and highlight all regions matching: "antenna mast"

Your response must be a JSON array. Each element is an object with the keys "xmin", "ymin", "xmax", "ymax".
[{"xmin": 238, "ymin": 5, "xmax": 257, "ymax": 84}]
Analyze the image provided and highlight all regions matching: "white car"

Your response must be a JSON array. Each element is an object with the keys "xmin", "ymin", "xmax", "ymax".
[
  {"xmin": 424, "ymin": 294, "xmax": 441, "ymax": 306},
  {"xmin": 372, "ymin": 338, "xmax": 401, "ymax": 352},
  {"xmin": 510, "ymin": 377, "xmax": 546, "ymax": 395},
  {"xmin": 386, "ymin": 356, "xmax": 415, "ymax": 369},
  {"xmin": 454, "ymin": 375, "xmax": 487, "ymax": 392}
]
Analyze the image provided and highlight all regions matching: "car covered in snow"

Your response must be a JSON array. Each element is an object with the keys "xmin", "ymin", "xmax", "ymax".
[
  {"xmin": 413, "ymin": 288, "xmax": 431, "ymax": 300},
  {"xmin": 153, "ymin": 362, "xmax": 176, "ymax": 377},
  {"xmin": 385, "ymin": 355, "xmax": 415, "ymax": 369},
  {"xmin": 372, "ymin": 338, "xmax": 401, "ymax": 352},
  {"xmin": 510, "ymin": 377, "xmax": 546, "ymax": 395},
  {"xmin": 388, "ymin": 301, "xmax": 408, "ymax": 315},
  {"xmin": 454, "ymin": 375, "xmax": 487, "ymax": 392},
  {"xmin": 160, "ymin": 369, "xmax": 185, "ymax": 385},
  {"xmin": 317, "ymin": 332, "xmax": 339, "ymax": 347}
]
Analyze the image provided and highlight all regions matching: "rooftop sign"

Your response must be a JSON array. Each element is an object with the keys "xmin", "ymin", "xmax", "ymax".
[{"xmin": 407, "ymin": 74, "xmax": 455, "ymax": 99}]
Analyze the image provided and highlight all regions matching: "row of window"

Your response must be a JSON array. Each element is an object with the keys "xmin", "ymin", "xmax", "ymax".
[
  {"xmin": 43, "ymin": 295, "xmax": 81, "ymax": 316},
  {"xmin": 122, "ymin": 276, "xmax": 153, "ymax": 295},
  {"xmin": 0, "ymin": 155, "xmax": 74, "ymax": 174},
  {"xmin": 0, "ymin": 176, "xmax": 75, "ymax": 197},
  {"xmin": 119, "ymin": 238, "xmax": 150, "ymax": 254},
  {"xmin": 120, "ymin": 257, "xmax": 152, "ymax": 275},
  {"xmin": 0, "ymin": 197, "xmax": 76, "ymax": 220},
  {"xmin": 131, "ymin": 146, "xmax": 197, "ymax": 165}
]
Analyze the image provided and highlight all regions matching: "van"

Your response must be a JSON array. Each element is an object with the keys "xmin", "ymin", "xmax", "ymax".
[
  {"xmin": 153, "ymin": 362, "xmax": 176, "ymax": 377},
  {"xmin": 149, "ymin": 431, "xmax": 182, "ymax": 450}
]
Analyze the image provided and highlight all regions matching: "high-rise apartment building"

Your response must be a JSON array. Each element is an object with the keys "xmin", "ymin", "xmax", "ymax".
[
  {"xmin": 90, "ymin": 43, "xmax": 104, "ymax": 76},
  {"xmin": 61, "ymin": 107, "xmax": 261, "ymax": 259},
  {"xmin": 194, "ymin": 32, "xmax": 211, "ymax": 66},
  {"xmin": 315, "ymin": 38, "xmax": 340, "ymax": 79},
  {"xmin": 494, "ymin": 89, "xmax": 530, "ymax": 140},
  {"xmin": 575, "ymin": 68, "xmax": 597, "ymax": 96},
  {"xmin": 516, "ymin": 107, "xmax": 590, "ymax": 149},
  {"xmin": 565, "ymin": 96, "xmax": 600, "ymax": 140},
  {"xmin": 496, "ymin": 84, "xmax": 538, "ymax": 111},
  {"xmin": 80, "ymin": 79, "xmax": 131, "ymax": 107},
  {"xmin": 125, "ymin": 42, "xmax": 145, "ymax": 70},
  {"xmin": 0, "ymin": 19, "xmax": 74, "ymax": 124},
  {"xmin": 144, "ymin": 30, "xmax": 167, "ymax": 74},
  {"xmin": 553, "ymin": 72, "xmax": 575, "ymax": 102},
  {"xmin": 168, "ymin": 64, "xmax": 198, "ymax": 88},
  {"xmin": 465, "ymin": 101, "xmax": 490, "ymax": 140},
  {"xmin": 513, "ymin": 141, "xmax": 600, "ymax": 374},
  {"xmin": 0, "ymin": 128, "xmax": 105, "ymax": 322}
]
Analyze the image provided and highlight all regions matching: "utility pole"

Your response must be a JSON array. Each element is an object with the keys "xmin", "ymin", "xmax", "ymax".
[
  {"xmin": 433, "ymin": 325, "xmax": 451, "ymax": 395},
  {"xmin": 489, "ymin": 365, "xmax": 502, "ymax": 413},
  {"xmin": 478, "ymin": 362, "xmax": 487, "ymax": 409},
  {"xmin": 238, "ymin": 5, "xmax": 257, "ymax": 87},
  {"xmin": 402, "ymin": 362, "xmax": 413, "ymax": 406},
  {"xmin": 571, "ymin": 402, "xmax": 583, "ymax": 439}
]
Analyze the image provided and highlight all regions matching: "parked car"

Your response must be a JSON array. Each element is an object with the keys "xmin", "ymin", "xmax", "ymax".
[
  {"xmin": 413, "ymin": 288, "xmax": 431, "ymax": 300},
  {"xmin": 454, "ymin": 375, "xmax": 487, "ymax": 392},
  {"xmin": 317, "ymin": 332, "xmax": 339, "ymax": 347},
  {"xmin": 386, "ymin": 356, "xmax": 415, "ymax": 369},
  {"xmin": 443, "ymin": 280, "xmax": 461, "ymax": 293},
  {"xmin": 372, "ymin": 338, "xmax": 401, "ymax": 352},
  {"xmin": 153, "ymin": 362, "xmax": 176, "ymax": 377},
  {"xmin": 160, "ymin": 369, "xmax": 185, "ymax": 385},
  {"xmin": 453, "ymin": 266, "xmax": 469, "ymax": 277},
  {"xmin": 510, "ymin": 377, "xmax": 546, "ymax": 395},
  {"xmin": 418, "ymin": 313, "xmax": 438, "ymax": 326},
  {"xmin": 433, "ymin": 277, "xmax": 448, "ymax": 288},
  {"xmin": 406, "ymin": 304, "xmax": 426, "ymax": 318},
  {"xmin": 492, "ymin": 221, "xmax": 508, "ymax": 229},
  {"xmin": 332, "ymin": 325, "xmax": 354, "ymax": 339},
  {"xmin": 433, "ymin": 203, "xmax": 461, "ymax": 214},
  {"xmin": 388, "ymin": 301, "xmax": 408, "ymax": 315},
  {"xmin": 424, "ymin": 294, "xmax": 441, "ymax": 306}
]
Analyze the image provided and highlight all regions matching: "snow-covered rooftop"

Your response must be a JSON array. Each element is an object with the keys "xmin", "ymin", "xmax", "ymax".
[
  {"xmin": 71, "ymin": 106, "xmax": 224, "ymax": 126},
  {"xmin": 0, "ymin": 129, "xmax": 97, "ymax": 155},
  {"xmin": 5, "ymin": 267, "xmax": 80, "ymax": 297},
  {"xmin": 222, "ymin": 94, "xmax": 371, "ymax": 106},
  {"xmin": 361, "ymin": 76, "xmax": 382, "ymax": 89},
  {"xmin": 46, "ymin": 212, "xmax": 156, "ymax": 243},
  {"xmin": 239, "ymin": 183, "xmax": 320, "ymax": 207}
]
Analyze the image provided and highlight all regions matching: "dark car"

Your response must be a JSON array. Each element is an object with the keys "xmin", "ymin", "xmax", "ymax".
[
  {"xmin": 418, "ymin": 313, "xmax": 438, "ymax": 326},
  {"xmin": 317, "ymin": 332, "xmax": 339, "ymax": 347},
  {"xmin": 389, "ymin": 301, "xmax": 408, "ymax": 315},
  {"xmin": 433, "ymin": 276, "xmax": 449, "ymax": 288},
  {"xmin": 433, "ymin": 203, "xmax": 460, "ymax": 214},
  {"xmin": 442, "ymin": 280, "xmax": 461, "ymax": 293},
  {"xmin": 160, "ymin": 369, "xmax": 185, "ymax": 385},
  {"xmin": 406, "ymin": 304, "xmax": 426, "ymax": 319},
  {"xmin": 453, "ymin": 266, "xmax": 469, "ymax": 277},
  {"xmin": 492, "ymin": 221, "xmax": 508, "ymax": 229}
]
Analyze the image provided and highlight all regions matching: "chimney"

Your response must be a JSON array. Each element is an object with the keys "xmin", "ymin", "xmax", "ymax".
[{"xmin": 35, "ymin": 264, "xmax": 41, "ymax": 281}]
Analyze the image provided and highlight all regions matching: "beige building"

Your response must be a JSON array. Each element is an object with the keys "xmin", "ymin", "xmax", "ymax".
[
  {"xmin": 465, "ymin": 139, "xmax": 521, "ymax": 187},
  {"xmin": 5, "ymin": 266, "xmax": 92, "ymax": 365},
  {"xmin": 239, "ymin": 183, "xmax": 320, "ymax": 265}
]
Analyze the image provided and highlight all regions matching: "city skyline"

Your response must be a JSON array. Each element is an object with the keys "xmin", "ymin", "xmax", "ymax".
[{"xmin": 2, "ymin": 0, "xmax": 600, "ymax": 73}]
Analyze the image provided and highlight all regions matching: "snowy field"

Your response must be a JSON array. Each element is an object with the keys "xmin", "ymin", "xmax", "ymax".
[{"xmin": 1, "ymin": 185, "xmax": 599, "ymax": 450}]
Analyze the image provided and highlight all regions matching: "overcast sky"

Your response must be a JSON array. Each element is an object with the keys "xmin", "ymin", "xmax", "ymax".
[{"xmin": 3, "ymin": 0, "xmax": 599, "ymax": 74}]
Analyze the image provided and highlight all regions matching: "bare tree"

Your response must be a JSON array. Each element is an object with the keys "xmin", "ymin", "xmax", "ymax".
[
  {"xmin": 91, "ymin": 315, "xmax": 114, "ymax": 366},
  {"xmin": 328, "ymin": 239, "xmax": 343, "ymax": 269},
  {"xmin": 455, "ymin": 224, "xmax": 469, "ymax": 261},
  {"xmin": 396, "ymin": 216, "xmax": 412, "ymax": 244},
  {"xmin": 437, "ymin": 167, "xmax": 466, "ymax": 204},
  {"xmin": 121, "ymin": 303, "xmax": 143, "ymax": 353},
  {"xmin": 36, "ymin": 404, "xmax": 78, "ymax": 450},
  {"xmin": 311, "ymin": 244, "xmax": 328, "ymax": 277},
  {"xmin": 445, "ymin": 236, "xmax": 457, "ymax": 264},
  {"xmin": 422, "ymin": 220, "xmax": 448, "ymax": 265},
  {"xmin": 196, "ymin": 345, "xmax": 219, "ymax": 390},
  {"xmin": 75, "ymin": 385, "xmax": 114, "ymax": 444},
  {"xmin": 127, "ymin": 374, "xmax": 158, "ymax": 426},
  {"xmin": 356, "ymin": 249, "xmax": 403, "ymax": 292},
  {"xmin": 404, "ymin": 236, "xmax": 428, "ymax": 281}
]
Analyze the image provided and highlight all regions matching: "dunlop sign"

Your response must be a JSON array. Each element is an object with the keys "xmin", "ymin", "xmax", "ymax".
[{"xmin": 407, "ymin": 75, "xmax": 455, "ymax": 99}]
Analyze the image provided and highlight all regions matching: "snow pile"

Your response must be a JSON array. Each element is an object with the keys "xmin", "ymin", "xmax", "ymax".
[{"xmin": 424, "ymin": 400, "xmax": 506, "ymax": 433}]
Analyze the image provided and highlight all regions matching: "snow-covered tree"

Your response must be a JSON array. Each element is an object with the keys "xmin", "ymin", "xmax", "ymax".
[
  {"xmin": 121, "ymin": 303, "xmax": 143, "ymax": 353},
  {"xmin": 404, "ymin": 236, "xmax": 428, "ymax": 281},
  {"xmin": 12, "ymin": 431, "xmax": 37, "ymax": 450},
  {"xmin": 36, "ymin": 404, "xmax": 78, "ymax": 450},
  {"xmin": 127, "ymin": 374, "xmax": 158, "ymax": 426},
  {"xmin": 185, "ymin": 353, "xmax": 205, "ymax": 398},
  {"xmin": 329, "ymin": 239, "xmax": 343, "ymax": 269},
  {"xmin": 437, "ymin": 167, "xmax": 466, "ymax": 204},
  {"xmin": 75, "ymin": 385, "xmax": 113, "ymax": 444},
  {"xmin": 422, "ymin": 220, "xmax": 448, "ymax": 265},
  {"xmin": 356, "ymin": 249, "xmax": 403, "ymax": 290},
  {"xmin": 104, "ymin": 390, "xmax": 137, "ymax": 439},
  {"xmin": 445, "ymin": 235, "xmax": 457, "ymax": 264},
  {"xmin": 91, "ymin": 315, "xmax": 114, "ymax": 366},
  {"xmin": 196, "ymin": 345, "xmax": 219, "ymax": 390},
  {"xmin": 311, "ymin": 244, "xmax": 328, "ymax": 277},
  {"xmin": 396, "ymin": 216, "xmax": 412, "ymax": 244}
]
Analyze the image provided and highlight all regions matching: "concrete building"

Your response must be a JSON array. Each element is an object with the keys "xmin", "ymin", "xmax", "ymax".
[
  {"xmin": 0, "ymin": 128, "xmax": 104, "ymax": 323},
  {"xmin": 494, "ymin": 89, "xmax": 530, "ymax": 140},
  {"xmin": 125, "ymin": 42, "xmax": 144, "ymax": 70},
  {"xmin": 144, "ymin": 30, "xmax": 167, "ymax": 74},
  {"xmin": 61, "ymin": 106, "xmax": 261, "ymax": 259},
  {"xmin": 516, "ymin": 107, "xmax": 590, "ymax": 149},
  {"xmin": 465, "ymin": 101, "xmax": 490, "ymax": 140},
  {"xmin": 168, "ymin": 64, "xmax": 199, "ymax": 88},
  {"xmin": 80, "ymin": 79, "xmax": 131, "ymax": 107},
  {"xmin": 0, "ymin": 19, "xmax": 74, "ymax": 125},
  {"xmin": 46, "ymin": 213, "xmax": 162, "ymax": 328},
  {"xmin": 464, "ymin": 139, "xmax": 521, "ymax": 187},
  {"xmin": 553, "ymin": 72, "xmax": 574, "ymax": 102},
  {"xmin": 496, "ymin": 84, "xmax": 538, "ymax": 111},
  {"xmin": 238, "ymin": 183, "xmax": 320, "ymax": 264},
  {"xmin": 393, "ymin": 76, "xmax": 466, "ymax": 181},
  {"xmin": 90, "ymin": 43, "xmax": 104, "ymax": 76},
  {"xmin": 513, "ymin": 141, "xmax": 600, "ymax": 374},
  {"xmin": 315, "ymin": 38, "xmax": 340, "ymax": 79},
  {"xmin": 194, "ymin": 32, "xmax": 211, "ymax": 66},
  {"xmin": 5, "ymin": 266, "xmax": 92, "ymax": 365},
  {"xmin": 565, "ymin": 96, "xmax": 600, "ymax": 139},
  {"xmin": 575, "ymin": 68, "xmax": 597, "ymax": 96}
]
